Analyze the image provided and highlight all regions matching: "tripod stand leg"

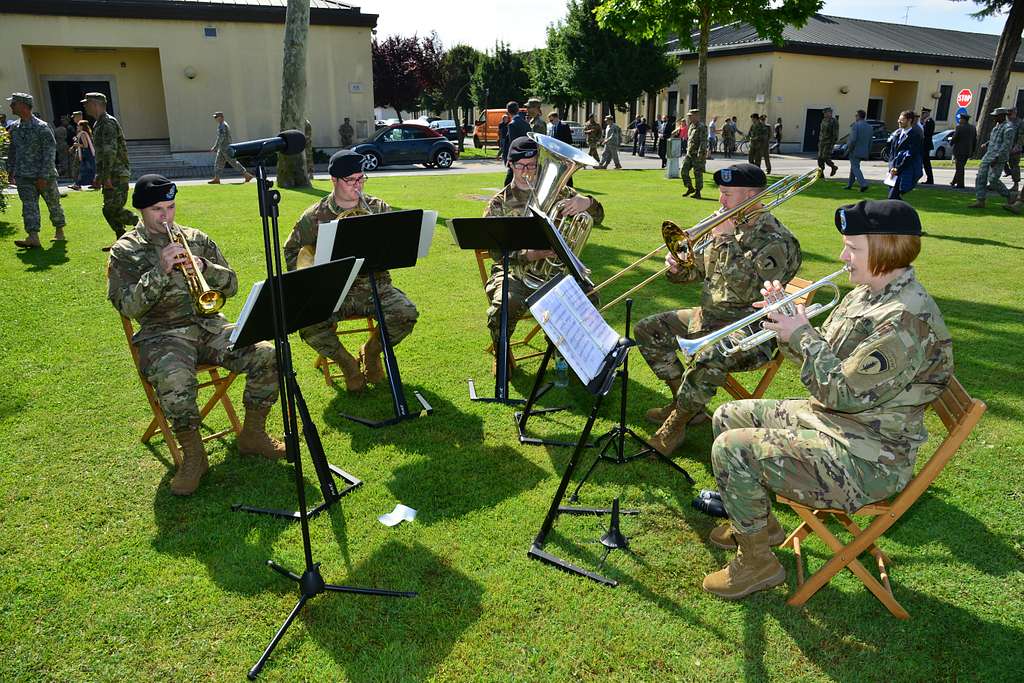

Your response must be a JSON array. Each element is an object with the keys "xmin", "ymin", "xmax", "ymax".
[
  {"xmin": 248, "ymin": 594, "xmax": 309, "ymax": 680},
  {"xmin": 324, "ymin": 584, "xmax": 417, "ymax": 598}
]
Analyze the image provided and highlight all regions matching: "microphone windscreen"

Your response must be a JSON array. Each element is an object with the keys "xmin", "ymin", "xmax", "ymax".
[{"xmin": 278, "ymin": 129, "xmax": 307, "ymax": 155}]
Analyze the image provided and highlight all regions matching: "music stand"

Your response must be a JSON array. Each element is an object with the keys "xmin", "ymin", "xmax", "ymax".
[
  {"xmin": 239, "ymin": 158, "xmax": 415, "ymax": 680},
  {"xmin": 449, "ymin": 215, "xmax": 550, "ymax": 404},
  {"xmin": 319, "ymin": 209, "xmax": 433, "ymax": 428}
]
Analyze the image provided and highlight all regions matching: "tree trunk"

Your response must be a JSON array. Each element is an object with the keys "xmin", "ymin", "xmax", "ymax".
[
  {"xmin": 277, "ymin": 0, "xmax": 310, "ymax": 188},
  {"xmin": 976, "ymin": 0, "xmax": 1024, "ymax": 155},
  {"xmin": 697, "ymin": 12, "xmax": 709, "ymax": 119}
]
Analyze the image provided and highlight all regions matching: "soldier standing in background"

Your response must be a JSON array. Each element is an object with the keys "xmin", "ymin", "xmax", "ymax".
[
  {"xmin": 83, "ymin": 92, "xmax": 137, "ymax": 250},
  {"xmin": 1002, "ymin": 107, "xmax": 1022, "ymax": 195},
  {"xmin": 746, "ymin": 113, "xmax": 766, "ymax": 170},
  {"xmin": 759, "ymin": 114, "xmax": 773, "ymax": 174},
  {"xmin": 949, "ymin": 113, "xmax": 976, "ymax": 190},
  {"xmin": 208, "ymin": 112, "xmax": 253, "ymax": 184},
  {"xmin": 6, "ymin": 92, "xmax": 66, "ymax": 249},
  {"xmin": 54, "ymin": 116, "xmax": 69, "ymax": 178},
  {"xmin": 584, "ymin": 114, "xmax": 602, "ymax": 161},
  {"xmin": 527, "ymin": 98, "xmax": 547, "ymax": 135},
  {"xmin": 817, "ymin": 107, "xmax": 839, "ymax": 177},
  {"xmin": 721, "ymin": 117, "xmax": 736, "ymax": 159},
  {"xmin": 680, "ymin": 109, "xmax": 708, "ymax": 199},
  {"xmin": 969, "ymin": 107, "xmax": 1013, "ymax": 209},
  {"xmin": 338, "ymin": 117, "xmax": 354, "ymax": 147},
  {"xmin": 596, "ymin": 115, "xmax": 622, "ymax": 169},
  {"xmin": 68, "ymin": 111, "xmax": 84, "ymax": 185}
]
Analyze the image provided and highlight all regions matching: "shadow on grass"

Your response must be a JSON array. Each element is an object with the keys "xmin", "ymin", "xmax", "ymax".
[
  {"xmin": 924, "ymin": 231, "xmax": 1024, "ymax": 251},
  {"xmin": 15, "ymin": 240, "xmax": 69, "ymax": 271},
  {"xmin": 0, "ymin": 220, "xmax": 17, "ymax": 237}
]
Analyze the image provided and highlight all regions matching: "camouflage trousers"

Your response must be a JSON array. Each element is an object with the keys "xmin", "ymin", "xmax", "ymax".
[
  {"xmin": 299, "ymin": 279, "xmax": 418, "ymax": 359},
  {"xmin": 138, "ymin": 328, "xmax": 279, "ymax": 432},
  {"xmin": 485, "ymin": 270, "xmax": 538, "ymax": 348},
  {"xmin": 103, "ymin": 177, "xmax": 137, "ymax": 236},
  {"xmin": 16, "ymin": 178, "xmax": 65, "ymax": 234},
  {"xmin": 587, "ymin": 142, "xmax": 600, "ymax": 161},
  {"xmin": 817, "ymin": 144, "xmax": 836, "ymax": 169},
  {"xmin": 681, "ymin": 155, "xmax": 705, "ymax": 191},
  {"xmin": 69, "ymin": 154, "xmax": 81, "ymax": 185},
  {"xmin": 634, "ymin": 307, "xmax": 774, "ymax": 414},
  {"xmin": 214, "ymin": 149, "xmax": 248, "ymax": 175},
  {"xmin": 711, "ymin": 399, "xmax": 906, "ymax": 534},
  {"xmin": 975, "ymin": 158, "xmax": 1011, "ymax": 200}
]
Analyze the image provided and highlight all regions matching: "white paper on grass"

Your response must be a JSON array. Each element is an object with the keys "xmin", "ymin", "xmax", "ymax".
[
  {"xmin": 378, "ymin": 503, "xmax": 417, "ymax": 527},
  {"xmin": 529, "ymin": 276, "xmax": 619, "ymax": 385}
]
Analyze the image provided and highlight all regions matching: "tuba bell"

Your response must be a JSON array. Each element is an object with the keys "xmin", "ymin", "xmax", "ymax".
[
  {"xmin": 515, "ymin": 133, "xmax": 598, "ymax": 289},
  {"xmin": 296, "ymin": 193, "xmax": 372, "ymax": 268}
]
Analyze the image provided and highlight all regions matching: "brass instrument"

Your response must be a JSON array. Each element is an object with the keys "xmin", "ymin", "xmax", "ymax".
[
  {"xmin": 295, "ymin": 193, "xmax": 371, "ymax": 269},
  {"xmin": 516, "ymin": 133, "xmax": 599, "ymax": 289},
  {"xmin": 676, "ymin": 266, "xmax": 849, "ymax": 361},
  {"xmin": 593, "ymin": 169, "xmax": 819, "ymax": 312},
  {"xmin": 163, "ymin": 222, "xmax": 225, "ymax": 315}
]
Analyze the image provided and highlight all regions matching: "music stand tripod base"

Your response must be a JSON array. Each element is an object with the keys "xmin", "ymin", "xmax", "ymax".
[
  {"xmin": 337, "ymin": 390, "xmax": 432, "ymax": 428},
  {"xmin": 528, "ymin": 543, "xmax": 617, "ymax": 587},
  {"xmin": 232, "ymin": 464, "xmax": 363, "ymax": 521}
]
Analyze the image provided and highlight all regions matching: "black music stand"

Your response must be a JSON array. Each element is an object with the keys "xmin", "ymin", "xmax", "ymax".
[
  {"xmin": 449, "ymin": 215, "xmax": 550, "ymax": 404},
  {"xmin": 239, "ymin": 159, "xmax": 415, "ymax": 680},
  {"xmin": 319, "ymin": 210, "xmax": 433, "ymax": 428}
]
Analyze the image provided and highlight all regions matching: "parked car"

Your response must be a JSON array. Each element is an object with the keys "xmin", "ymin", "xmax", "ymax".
[
  {"xmin": 832, "ymin": 119, "xmax": 890, "ymax": 159},
  {"xmin": 429, "ymin": 119, "xmax": 461, "ymax": 142},
  {"xmin": 353, "ymin": 123, "xmax": 459, "ymax": 170},
  {"xmin": 931, "ymin": 129, "xmax": 954, "ymax": 159},
  {"xmin": 562, "ymin": 121, "xmax": 585, "ymax": 147}
]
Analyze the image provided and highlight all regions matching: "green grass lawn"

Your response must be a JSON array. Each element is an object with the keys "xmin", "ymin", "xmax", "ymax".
[
  {"xmin": 456, "ymin": 145, "xmax": 500, "ymax": 160},
  {"xmin": 1, "ymin": 172, "xmax": 1022, "ymax": 681}
]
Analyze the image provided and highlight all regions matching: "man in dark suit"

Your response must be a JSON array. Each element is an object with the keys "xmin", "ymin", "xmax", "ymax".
[
  {"xmin": 920, "ymin": 107, "xmax": 935, "ymax": 184},
  {"xmin": 503, "ymin": 100, "xmax": 531, "ymax": 186},
  {"xmin": 548, "ymin": 111, "xmax": 576, "ymax": 187},
  {"xmin": 950, "ymin": 113, "xmax": 977, "ymax": 189}
]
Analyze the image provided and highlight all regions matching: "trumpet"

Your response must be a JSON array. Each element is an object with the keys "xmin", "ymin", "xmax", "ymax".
[
  {"xmin": 676, "ymin": 266, "xmax": 849, "ymax": 361},
  {"xmin": 163, "ymin": 222, "xmax": 225, "ymax": 315},
  {"xmin": 593, "ymin": 169, "xmax": 819, "ymax": 312}
]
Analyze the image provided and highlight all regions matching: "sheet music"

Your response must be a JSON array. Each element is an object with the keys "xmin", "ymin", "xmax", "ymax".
[
  {"xmin": 334, "ymin": 257, "xmax": 365, "ymax": 312},
  {"xmin": 228, "ymin": 280, "xmax": 264, "ymax": 347},
  {"xmin": 314, "ymin": 220, "xmax": 339, "ymax": 266},
  {"xmin": 529, "ymin": 276, "xmax": 619, "ymax": 384},
  {"xmin": 419, "ymin": 210, "xmax": 437, "ymax": 257}
]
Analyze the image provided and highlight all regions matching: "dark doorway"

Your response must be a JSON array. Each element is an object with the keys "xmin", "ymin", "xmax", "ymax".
[
  {"xmin": 47, "ymin": 80, "xmax": 115, "ymax": 124},
  {"xmin": 803, "ymin": 108, "xmax": 824, "ymax": 152},
  {"xmin": 667, "ymin": 91, "xmax": 678, "ymax": 120},
  {"xmin": 689, "ymin": 83, "xmax": 698, "ymax": 111},
  {"xmin": 867, "ymin": 98, "xmax": 883, "ymax": 121}
]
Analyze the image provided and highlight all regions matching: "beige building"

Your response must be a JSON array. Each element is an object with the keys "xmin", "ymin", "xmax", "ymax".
[
  {"xmin": 653, "ymin": 14, "xmax": 1024, "ymax": 151},
  {"xmin": 1, "ymin": 0, "xmax": 377, "ymax": 169}
]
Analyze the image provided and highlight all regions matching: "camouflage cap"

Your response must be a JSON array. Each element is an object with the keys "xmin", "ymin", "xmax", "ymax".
[
  {"xmin": 687, "ymin": 108, "xmax": 700, "ymax": 115},
  {"xmin": 212, "ymin": 111, "xmax": 224, "ymax": 117},
  {"xmin": 6, "ymin": 92, "xmax": 33, "ymax": 107},
  {"xmin": 81, "ymin": 92, "xmax": 107, "ymax": 104},
  {"xmin": 526, "ymin": 98, "xmax": 542, "ymax": 107},
  {"xmin": 72, "ymin": 110, "xmax": 83, "ymax": 117},
  {"xmin": 990, "ymin": 107, "xmax": 1007, "ymax": 116}
]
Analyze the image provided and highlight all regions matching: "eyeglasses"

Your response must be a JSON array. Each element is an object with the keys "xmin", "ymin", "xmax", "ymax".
[
  {"xmin": 340, "ymin": 174, "xmax": 367, "ymax": 185},
  {"xmin": 513, "ymin": 162, "xmax": 538, "ymax": 172}
]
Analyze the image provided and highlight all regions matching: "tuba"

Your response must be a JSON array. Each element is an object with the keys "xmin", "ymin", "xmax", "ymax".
[
  {"xmin": 296, "ymin": 193, "xmax": 372, "ymax": 268},
  {"xmin": 515, "ymin": 133, "xmax": 598, "ymax": 289},
  {"xmin": 163, "ymin": 222, "xmax": 225, "ymax": 315}
]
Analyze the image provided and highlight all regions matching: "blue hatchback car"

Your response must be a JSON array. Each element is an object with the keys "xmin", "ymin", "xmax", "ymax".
[{"xmin": 353, "ymin": 123, "xmax": 459, "ymax": 170}]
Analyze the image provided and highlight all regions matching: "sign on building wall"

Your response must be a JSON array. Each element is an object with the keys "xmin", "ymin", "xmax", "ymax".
[
  {"xmin": 957, "ymin": 89, "xmax": 973, "ymax": 108},
  {"xmin": 349, "ymin": 83, "xmax": 365, "ymax": 93}
]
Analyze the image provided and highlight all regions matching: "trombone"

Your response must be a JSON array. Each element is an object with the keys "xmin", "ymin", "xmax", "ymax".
[
  {"xmin": 163, "ymin": 221, "xmax": 225, "ymax": 315},
  {"xmin": 676, "ymin": 266, "xmax": 849, "ymax": 361},
  {"xmin": 594, "ymin": 169, "xmax": 819, "ymax": 312}
]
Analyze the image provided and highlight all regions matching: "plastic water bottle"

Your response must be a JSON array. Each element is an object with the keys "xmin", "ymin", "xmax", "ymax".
[{"xmin": 554, "ymin": 355, "xmax": 569, "ymax": 388}]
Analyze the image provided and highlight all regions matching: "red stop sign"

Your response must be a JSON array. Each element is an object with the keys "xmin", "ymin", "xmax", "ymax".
[{"xmin": 957, "ymin": 89, "xmax": 973, "ymax": 108}]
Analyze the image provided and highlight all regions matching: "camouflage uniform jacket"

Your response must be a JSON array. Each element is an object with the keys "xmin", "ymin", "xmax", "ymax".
[
  {"xmin": 483, "ymin": 184, "xmax": 604, "ymax": 270},
  {"xmin": 747, "ymin": 120, "xmax": 768, "ymax": 146},
  {"xmin": 982, "ymin": 121, "xmax": 1012, "ymax": 163},
  {"xmin": 668, "ymin": 212, "xmax": 802, "ymax": 335},
  {"xmin": 721, "ymin": 121, "xmax": 736, "ymax": 142},
  {"xmin": 213, "ymin": 121, "xmax": 232, "ymax": 152},
  {"xmin": 1013, "ymin": 118, "xmax": 1024, "ymax": 151},
  {"xmin": 584, "ymin": 121, "xmax": 602, "ymax": 145},
  {"xmin": 93, "ymin": 112, "xmax": 131, "ymax": 181},
  {"xmin": 7, "ymin": 115, "xmax": 57, "ymax": 179},
  {"xmin": 283, "ymin": 193, "xmax": 394, "ymax": 289},
  {"xmin": 819, "ymin": 117, "xmax": 839, "ymax": 147},
  {"xmin": 530, "ymin": 115, "xmax": 547, "ymax": 135},
  {"xmin": 108, "ymin": 223, "xmax": 239, "ymax": 343},
  {"xmin": 784, "ymin": 267, "xmax": 953, "ymax": 465},
  {"xmin": 686, "ymin": 121, "xmax": 708, "ymax": 159}
]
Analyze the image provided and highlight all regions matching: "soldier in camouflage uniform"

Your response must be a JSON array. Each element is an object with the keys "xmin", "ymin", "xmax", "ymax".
[
  {"xmin": 636, "ymin": 163, "xmax": 802, "ymax": 456},
  {"xmin": 721, "ymin": 118, "xmax": 736, "ymax": 159},
  {"xmin": 6, "ymin": 92, "xmax": 66, "ymax": 249},
  {"xmin": 969, "ymin": 107, "xmax": 1013, "ymax": 209},
  {"xmin": 83, "ymin": 92, "xmax": 137, "ymax": 250},
  {"xmin": 527, "ymin": 98, "xmax": 547, "ymax": 136},
  {"xmin": 745, "ymin": 113, "xmax": 768, "ymax": 170},
  {"xmin": 597, "ymin": 116, "xmax": 622, "ymax": 169},
  {"xmin": 758, "ymin": 114, "xmax": 773, "ymax": 174},
  {"xmin": 681, "ymin": 109, "xmax": 708, "ymax": 199},
  {"xmin": 583, "ymin": 114, "xmax": 602, "ymax": 160},
  {"xmin": 68, "ymin": 111, "xmax": 83, "ymax": 186},
  {"xmin": 208, "ymin": 112, "xmax": 253, "ymax": 184},
  {"xmin": 338, "ymin": 117, "xmax": 354, "ymax": 147},
  {"xmin": 283, "ymin": 150, "xmax": 419, "ymax": 393},
  {"xmin": 483, "ymin": 136, "xmax": 604, "ymax": 373},
  {"xmin": 702, "ymin": 199, "xmax": 953, "ymax": 601},
  {"xmin": 107, "ymin": 175, "xmax": 286, "ymax": 496},
  {"xmin": 817, "ymin": 107, "xmax": 839, "ymax": 177}
]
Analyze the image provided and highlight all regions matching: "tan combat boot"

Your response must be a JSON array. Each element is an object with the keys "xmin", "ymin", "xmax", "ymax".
[
  {"xmin": 330, "ymin": 346, "xmax": 366, "ymax": 392},
  {"xmin": 1005, "ymin": 200, "xmax": 1024, "ymax": 215},
  {"xmin": 243, "ymin": 172, "xmax": 254, "ymax": 183},
  {"xmin": 237, "ymin": 405, "xmax": 287, "ymax": 460},
  {"xmin": 170, "ymin": 429, "xmax": 209, "ymax": 496},
  {"xmin": 647, "ymin": 408, "xmax": 695, "ymax": 456},
  {"xmin": 207, "ymin": 177, "xmax": 221, "ymax": 184},
  {"xmin": 360, "ymin": 334, "xmax": 386, "ymax": 384},
  {"xmin": 703, "ymin": 526, "xmax": 787, "ymax": 600},
  {"xmin": 644, "ymin": 378, "xmax": 681, "ymax": 425},
  {"xmin": 967, "ymin": 198, "xmax": 986, "ymax": 208},
  {"xmin": 709, "ymin": 513, "xmax": 787, "ymax": 550}
]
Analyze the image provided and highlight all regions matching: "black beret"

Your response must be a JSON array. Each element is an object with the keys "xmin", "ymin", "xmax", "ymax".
[
  {"xmin": 132, "ymin": 174, "xmax": 177, "ymax": 209},
  {"xmin": 835, "ymin": 199, "xmax": 922, "ymax": 236},
  {"xmin": 508, "ymin": 136, "xmax": 538, "ymax": 163},
  {"xmin": 713, "ymin": 163, "xmax": 766, "ymax": 188},
  {"xmin": 329, "ymin": 150, "xmax": 365, "ymax": 178}
]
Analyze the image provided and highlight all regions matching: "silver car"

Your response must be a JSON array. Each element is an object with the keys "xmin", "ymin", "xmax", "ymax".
[
  {"xmin": 563, "ymin": 121, "xmax": 586, "ymax": 147},
  {"xmin": 931, "ymin": 129, "xmax": 954, "ymax": 159}
]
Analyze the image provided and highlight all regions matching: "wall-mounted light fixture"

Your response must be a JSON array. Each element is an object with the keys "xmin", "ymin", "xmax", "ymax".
[
  {"xmin": 184, "ymin": 66, "xmax": 197, "ymax": 80},
  {"xmin": 839, "ymin": 85, "xmax": 849, "ymax": 94}
]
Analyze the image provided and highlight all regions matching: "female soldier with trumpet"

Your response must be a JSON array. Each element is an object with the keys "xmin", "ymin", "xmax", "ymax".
[{"xmin": 702, "ymin": 199, "xmax": 953, "ymax": 600}]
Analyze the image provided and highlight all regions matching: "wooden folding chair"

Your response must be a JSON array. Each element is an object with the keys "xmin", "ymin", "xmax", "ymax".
[
  {"xmin": 312, "ymin": 316, "xmax": 378, "ymax": 387},
  {"xmin": 723, "ymin": 276, "xmax": 817, "ymax": 400},
  {"xmin": 474, "ymin": 249, "xmax": 545, "ymax": 366},
  {"xmin": 120, "ymin": 315, "xmax": 242, "ymax": 467},
  {"xmin": 777, "ymin": 376, "xmax": 986, "ymax": 618}
]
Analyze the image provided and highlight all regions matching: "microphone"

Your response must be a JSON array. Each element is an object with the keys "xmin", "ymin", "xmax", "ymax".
[{"xmin": 229, "ymin": 129, "xmax": 306, "ymax": 159}]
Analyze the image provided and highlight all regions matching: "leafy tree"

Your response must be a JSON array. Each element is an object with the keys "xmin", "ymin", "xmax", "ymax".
[
  {"xmin": 527, "ymin": 26, "xmax": 581, "ymax": 114},
  {"xmin": 471, "ymin": 42, "xmax": 531, "ymax": 110},
  {"xmin": 372, "ymin": 33, "xmax": 443, "ymax": 121},
  {"xmin": 277, "ymin": 0, "xmax": 311, "ymax": 188},
  {"xmin": 421, "ymin": 44, "xmax": 482, "ymax": 151},
  {"xmin": 595, "ymin": 0, "xmax": 821, "ymax": 118},
  {"xmin": 955, "ymin": 0, "xmax": 1024, "ymax": 152}
]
